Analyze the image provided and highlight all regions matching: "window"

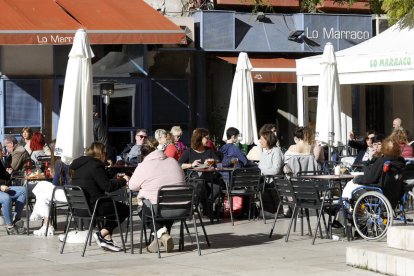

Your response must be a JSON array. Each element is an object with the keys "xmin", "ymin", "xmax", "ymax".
[{"xmin": 3, "ymin": 79, "xmax": 42, "ymax": 137}]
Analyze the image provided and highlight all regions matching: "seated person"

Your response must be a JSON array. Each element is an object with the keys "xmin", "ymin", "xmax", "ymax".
[
  {"xmin": 0, "ymin": 161, "xmax": 26, "ymax": 235},
  {"xmin": 120, "ymin": 129, "xmax": 147, "ymax": 165},
  {"xmin": 258, "ymin": 130, "xmax": 283, "ymax": 176},
  {"xmin": 30, "ymin": 150, "xmax": 71, "ymax": 236},
  {"xmin": 30, "ymin": 132, "xmax": 51, "ymax": 163},
  {"xmin": 220, "ymin": 127, "xmax": 249, "ymax": 168},
  {"xmin": 342, "ymin": 137, "xmax": 405, "ymax": 201},
  {"xmin": 3, "ymin": 135, "xmax": 29, "ymax": 173},
  {"xmin": 284, "ymin": 127, "xmax": 324, "ymax": 163},
  {"xmin": 178, "ymin": 128, "xmax": 221, "ymax": 212},
  {"xmin": 129, "ymin": 138, "xmax": 185, "ymax": 253},
  {"xmin": 70, "ymin": 142, "xmax": 130, "ymax": 252},
  {"xmin": 283, "ymin": 128, "xmax": 320, "ymax": 175},
  {"xmin": 349, "ymin": 131, "xmax": 376, "ymax": 165},
  {"xmin": 390, "ymin": 128, "xmax": 413, "ymax": 159},
  {"xmin": 154, "ymin": 129, "xmax": 168, "ymax": 151}
]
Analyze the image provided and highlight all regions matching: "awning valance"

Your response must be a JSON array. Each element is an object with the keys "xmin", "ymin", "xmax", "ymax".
[
  {"xmin": 0, "ymin": 0, "xmax": 186, "ymax": 45},
  {"xmin": 218, "ymin": 56, "xmax": 297, "ymax": 83}
]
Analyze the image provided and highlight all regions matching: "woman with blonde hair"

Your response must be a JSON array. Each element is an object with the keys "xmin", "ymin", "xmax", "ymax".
[
  {"xmin": 69, "ymin": 142, "xmax": 130, "ymax": 252},
  {"xmin": 154, "ymin": 129, "xmax": 168, "ymax": 151},
  {"xmin": 391, "ymin": 128, "xmax": 413, "ymax": 158},
  {"xmin": 165, "ymin": 126, "xmax": 185, "ymax": 160}
]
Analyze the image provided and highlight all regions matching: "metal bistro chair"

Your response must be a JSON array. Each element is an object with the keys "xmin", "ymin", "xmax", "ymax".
[
  {"xmin": 186, "ymin": 178, "xmax": 211, "ymax": 248},
  {"xmin": 139, "ymin": 184, "xmax": 200, "ymax": 258},
  {"xmin": 44, "ymin": 186, "xmax": 69, "ymax": 237},
  {"xmin": 60, "ymin": 185, "xmax": 126, "ymax": 257},
  {"xmin": 290, "ymin": 178, "xmax": 339, "ymax": 244},
  {"xmin": 269, "ymin": 178, "xmax": 296, "ymax": 241},
  {"xmin": 224, "ymin": 167, "xmax": 263, "ymax": 226}
]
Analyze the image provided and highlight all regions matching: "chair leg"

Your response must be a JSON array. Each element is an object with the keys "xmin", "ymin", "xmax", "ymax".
[
  {"xmin": 229, "ymin": 195, "xmax": 234, "ymax": 226},
  {"xmin": 285, "ymin": 206, "xmax": 297, "ymax": 242},
  {"xmin": 139, "ymin": 215, "xmax": 145, "ymax": 254},
  {"xmin": 60, "ymin": 213, "xmax": 73, "ymax": 254},
  {"xmin": 82, "ymin": 216, "xmax": 95, "ymax": 257},
  {"xmin": 112, "ymin": 201, "xmax": 126, "ymax": 253},
  {"xmin": 269, "ymin": 202, "xmax": 282, "ymax": 238},
  {"xmin": 258, "ymin": 193, "xmax": 266, "ymax": 224},
  {"xmin": 305, "ymin": 208, "xmax": 312, "ymax": 237},
  {"xmin": 300, "ymin": 208, "xmax": 304, "ymax": 236},
  {"xmin": 45, "ymin": 201, "xmax": 54, "ymax": 237},
  {"xmin": 248, "ymin": 195, "xmax": 251, "ymax": 221},
  {"xmin": 184, "ymin": 221, "xmax": 193, "ymax": 243},
  {"xmin": 197, "ymin": 209, "xmax": 210, "ymax": 247},
  {"xmin": 313, "ymin": 207, "xmax": 325, "ymax": 245},
  {"xmin": 192, "ymin": 215, "xmax": 201, "ymax": 256},
  {"xmin": 315, "ymin": 209, "xmax": 324, "ymax": 239},
  {"xmin": 129, "ymin": 198, "xmax": 134, "ymax": 254},
  {"xmin": 149, "ymin": 206, "xmax": 161, "ymax": 258}
]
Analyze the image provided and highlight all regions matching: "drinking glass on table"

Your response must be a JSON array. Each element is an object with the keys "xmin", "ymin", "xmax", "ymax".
[
  {"xmin": 230, "ymin": 157, "xmax": 239, "ymax": 168},
  {"xmin": 340, "ymin": 164, "xmax": 347, "ymax": 175},
  {"xmin": 206, "ymin": 158, "xmax": 215, "ymax": 167}
]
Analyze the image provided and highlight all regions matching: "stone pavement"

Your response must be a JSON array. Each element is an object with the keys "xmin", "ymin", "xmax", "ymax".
[{"xmin": 0, "ymin": 215, "xmax": 380, "ymax": 275}]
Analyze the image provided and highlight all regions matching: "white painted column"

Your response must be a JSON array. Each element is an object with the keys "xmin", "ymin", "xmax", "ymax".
[{"xmin": 297, "ymin": 76, "xmax": 304, "ymax": 126}]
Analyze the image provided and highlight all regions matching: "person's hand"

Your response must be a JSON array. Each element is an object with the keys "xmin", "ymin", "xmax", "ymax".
[
  {"xmin": 106, "ymin": 160, "xmax": 113, "ymax": 167},
  {"xmin": 191, "ymin": 160, "xmax": 201, "ymax": 167},
  {"xmin": 123, "ymin": 175, "xmax": 130, "ymax": 182},
  {"xmin": 0, "ymin": 185, "xmax": 9, "ymax": 192},
  {"xmin": 348, "ymin": 131, "xmax": 354, "ymax": 140}
]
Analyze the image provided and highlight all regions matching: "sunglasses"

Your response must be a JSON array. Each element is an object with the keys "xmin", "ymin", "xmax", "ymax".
[{"xmin": 137, "ymin": 135, "xmax": 147, "ymax": 139}]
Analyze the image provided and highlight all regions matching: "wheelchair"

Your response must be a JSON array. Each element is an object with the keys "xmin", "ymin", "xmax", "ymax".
[{"xmin": 345, "ymin": 160, "xmax": 410, "ymax": 241}]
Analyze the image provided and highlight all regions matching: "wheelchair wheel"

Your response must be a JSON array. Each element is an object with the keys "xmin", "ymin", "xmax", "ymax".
[{"xmin": 352, "ymin": 191, "xmax": 393, "ymax": 241}]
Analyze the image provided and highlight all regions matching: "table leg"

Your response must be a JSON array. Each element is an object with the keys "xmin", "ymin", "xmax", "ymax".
[
  {"xmin": 25, "ymin": 180, "xmax": 29, "ymax": 236},
  {"xmin": 129, "ymin": 191, "xmax": 134, "ymax": 254}
]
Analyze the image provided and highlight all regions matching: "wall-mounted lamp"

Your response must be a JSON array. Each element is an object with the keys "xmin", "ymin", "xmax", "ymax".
[
  {"xmin": 288, "ymin": 30, "xmax": 305, "ymax": 41},
  {"xmin": 256, "ymin": 12, "xmax": 266, "ymax": 21}
]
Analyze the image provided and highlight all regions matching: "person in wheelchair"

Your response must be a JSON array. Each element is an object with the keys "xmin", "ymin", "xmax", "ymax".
[{"xmin": 342, "ymin": 137, "xmax": 405, "ymax": 201}]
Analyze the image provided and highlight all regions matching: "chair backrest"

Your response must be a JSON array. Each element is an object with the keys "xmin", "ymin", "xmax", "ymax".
[
  {"xmin": 63, "ymin": 185, "xmax": 92, "ymax": 217},
  {"xmin": 186, "ymin": 178, "xmax": 205, "ymax": 208},
  {"xmin": 290, "ymin": 179, "xmax": 321, "ymax": 209},
  {"xmin": 381, "ymin": 160, "xmax": 405, "ymax": 207},
  {"xmin": 285, "ymin": 155, "xmax": 320, "ymax": 177},
  {"xmin": 273, "ymin": 178, "xmax": 295, "ymax": 204},
  {"xmin": 156, "ymin": 184, "xmax": 194, "ymax": 219},
  {"xmin": 230, "ymin": 167, "xmax": 261, "ymax": 190}
]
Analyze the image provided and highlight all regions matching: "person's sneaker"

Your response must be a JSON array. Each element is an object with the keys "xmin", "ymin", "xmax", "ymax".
[
  {"xmin": 6, "ymin": 225, "xmax": 26, "ymax": 235},
  {"xmin": 146, "ymin": 239, "xmax": 159, "ymax": 253},
  {"xmin": 100, "ymin": 238, "xmax": 122, "ymax": 252},
  {"xmin": 33, "ymin": 225, "xmax": 47, "ymax": 236},
  {"xmin": 46, "ymin": 226, "xmax": 55, "ymax": 236},
  {"xmin": 14, "ymin": 220, "xmax": 26, "ymax": 234},
  {"xmin": 160, "ymin": 233, "xmax": 174, "ymax": 253},
  {"xmin": 92, "ymin": 232, "xmax": 103, "ymax": 248}
]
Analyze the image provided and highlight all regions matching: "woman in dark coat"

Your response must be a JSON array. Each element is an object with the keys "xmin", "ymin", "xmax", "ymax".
[
  {"xmin": 342, "ymin": 137, "xmax": 405, "ymax": 201},
  {"xmin": 70, "ymin": 142, "xmax": 130, "ymax": 252}
]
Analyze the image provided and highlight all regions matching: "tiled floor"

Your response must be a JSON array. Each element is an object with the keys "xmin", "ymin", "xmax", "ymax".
[{"xmin": 0, "ymin": 214, "xmax": 380, "ymax": 275}]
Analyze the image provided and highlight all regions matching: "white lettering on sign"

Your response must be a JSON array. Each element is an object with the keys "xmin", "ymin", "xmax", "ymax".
[
  {"xmin": 305, "ymin": 27, "xmax": 370, "ymax": 40},
  {"xmin": 36, "ymin": 35, "xmax": 74, "ymax": 44}
]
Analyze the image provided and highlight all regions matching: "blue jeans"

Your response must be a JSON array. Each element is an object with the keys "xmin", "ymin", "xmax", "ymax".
[{"xmin": 0, "ymin": 186, "xmax": 26, "ymax": 225}]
